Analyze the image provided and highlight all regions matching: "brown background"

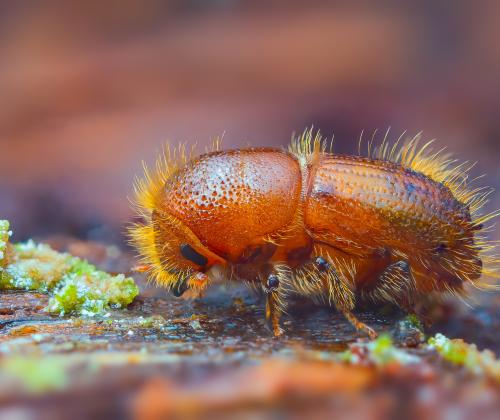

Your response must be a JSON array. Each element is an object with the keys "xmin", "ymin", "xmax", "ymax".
[{"xmin": 1, "ymin": 0, "xmax": 499, "ymax": 244}]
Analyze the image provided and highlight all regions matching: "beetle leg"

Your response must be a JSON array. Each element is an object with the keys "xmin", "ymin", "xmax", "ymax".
[
  {"xmin": 171, "ymin": 271, "xmax": 210, "ymax": 299},
  {"xmin": 184, "ymin": 272, "xmax": 210, "ymax": 299},
  {"xmin": 261, "ymin": 265, "xmax": 291, "ymax": 337},
  {"xmin": 265, "ymin": 289, "xmax": 283, "ymax": 337},
  {"xmin": 342, "ymin": 310, "xmax": 377, "ymax": 339},
  {"xmin": 362, "ymin": 260, "xmax": 435, "ymax": 326},
  {"xmin": 294, "ymin": 254, "xmax": 378, "ymax": 338},
  {"xmin": 321, "ymin": 260, "xmax": 378, "ymax": 339},
  {"xmin": 361, "ymin": 260, "xmax": 416, "ymax": 307},
  {"xmin": 171, "ymin": 277, "xmax": 189, "ymax": 297}
]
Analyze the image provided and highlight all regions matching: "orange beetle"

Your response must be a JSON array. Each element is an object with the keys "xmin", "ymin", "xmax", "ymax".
[{"xmin": 129, "ymin": 130, "xmax": 498, "ymax": 336}]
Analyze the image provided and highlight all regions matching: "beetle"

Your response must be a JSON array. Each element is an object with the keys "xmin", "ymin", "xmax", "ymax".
[{"xmin": 129, "ymin": 129, "xmax": 498, "ymax": 337}]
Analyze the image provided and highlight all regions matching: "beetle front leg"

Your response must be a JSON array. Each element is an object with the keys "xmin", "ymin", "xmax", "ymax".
[
  {"xmin": 265, "ymin": 288, "xmax": 283, "ymax": 337},
  {"xmin": 261, "ymin": 265, "xmax": 290, "ymax": 337},
  {"xmin": 264, "ymin": 273, "xmax": 283, "ymax": 337},
  {"xmin": 170, "ymin": 271, "xmax": 210, "ymax": 299},
  {"xmin": 234, "ymin": 261, "xmax": 290, "ymax": 337}
]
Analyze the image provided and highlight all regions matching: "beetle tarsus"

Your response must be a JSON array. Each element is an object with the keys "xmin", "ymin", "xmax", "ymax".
[{"xmin": 342, "ymin": 310, "xmax": 378, "ymax": 339}]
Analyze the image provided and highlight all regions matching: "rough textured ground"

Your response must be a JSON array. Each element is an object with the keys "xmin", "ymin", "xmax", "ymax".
[{"xmin": 0, "ymin": 240, "xmax": 498, "ymax": 419}]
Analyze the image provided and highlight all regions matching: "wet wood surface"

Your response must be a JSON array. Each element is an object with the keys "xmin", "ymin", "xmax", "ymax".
[{"xmin": 0, "ymin": 242, "xmax": 498, "ymax": 419}]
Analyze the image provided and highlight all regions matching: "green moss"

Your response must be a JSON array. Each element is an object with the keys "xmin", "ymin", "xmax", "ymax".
[
  {"xmin": 338, "ymin": 334, "xmax": 421, "ymax": 366},
  {"xmin": 3, "ymin": 241, "xmax": 71, "ymax": 291},
  {"xmin": 369, "ymin": 334, "xmax": 393, "ymax": 363},
  {"xmin": 404, "ymin": 314, "xmax": 424, "ymax": 331},
  {"xmin": 427, "ymin": 333, "xmax": 500, "ymax": 380},
  {"xmin": 0, "ymin": 352, "xmax": 182, "ymax": 394},
  {"xmin": 0, "ymin": 220, "xmax": 139, "ymax": 317},
  {"xmin": 336, "ymin": 349, "xmax": 355, "ymax": 363},
  {"xmin": 365, "ymin": 334, "xmax": 420, "ymax": 366},
  {"xmin": 2, "ymin": 356, "xmax": 69, "ymax": 393},
  {"xmin": 428, "ymin": 334, "xmax": 466, "ymax": 364},
  {"xmin": 68, "ymin": 258, "xmax": 97, "ymax": 276},
  {"xmin": 46, "ymin": 272, "xmax": 139, "ymax": 316},
  {"xmin": 0, "ymin": 220, "xmax": 10, "ymax": 266},
  {"xmin": 0, "ymin": 221, "xmax": 10, "ymax": 288},
  {"xmin": 137, "ymin": 315, "xmax": 167, "ymax": 329},
  {"xmin": 367, "ymin": 334, "xmax": 400, "ymax": 365}
]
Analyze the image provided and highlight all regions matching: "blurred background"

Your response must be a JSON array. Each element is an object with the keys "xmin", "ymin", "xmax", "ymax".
[{"xmin": 1, "ymin": 0, "xmax": 499, "ymax": 244}]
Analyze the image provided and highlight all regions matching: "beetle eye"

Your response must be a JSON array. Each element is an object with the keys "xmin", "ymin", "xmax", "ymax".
[{"xmin": 180, "ymin": 243, "xmax": 208, "ymax": 266}]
